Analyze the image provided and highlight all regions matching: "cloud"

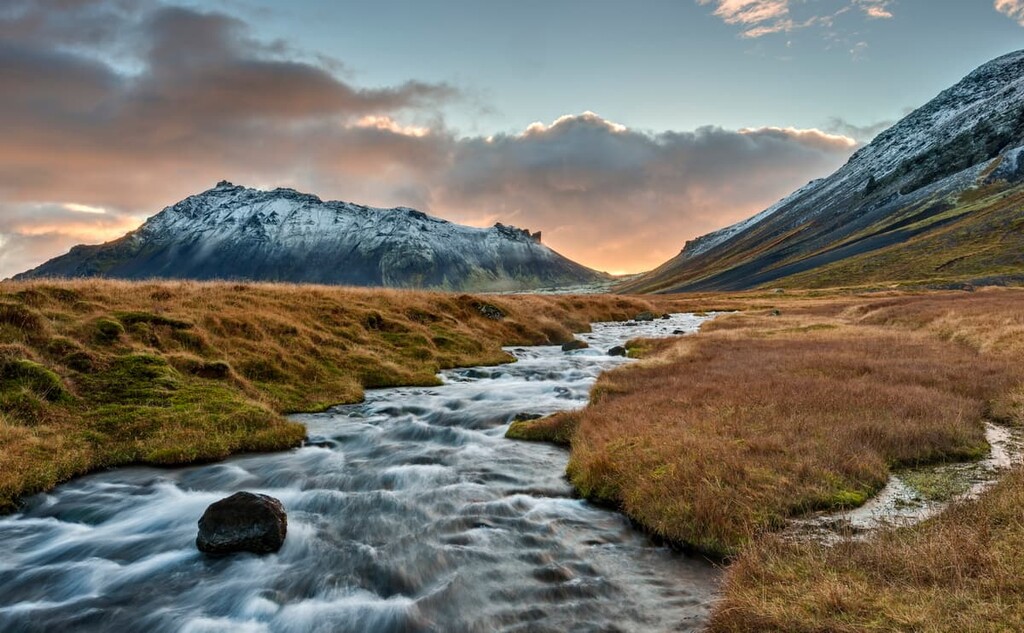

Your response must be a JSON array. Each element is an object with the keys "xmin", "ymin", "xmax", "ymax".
[
  {"xmin": 697, "ymin": 0, "xmax": 895, "ymax": 39},
  {"xmin": 995, "ymin": 0, "xmax": 1024, "ymax": 25},
  {"xmin": 432, "ymin": 115, "xmax": 855, "ymax": 273},
  {"xmin": 0, "ymin": 1, "xmax": 859, "ymax": 278},
  {"xmin": 697, "ymin": 0, "xmax": 790, "ymax": 26},
  {"xmin": 697, "ymin": 0, "xmax": 797, "ymax": 38},
  {"xmin": 854, "ymin": 0, "xmax": 895, "ymax": 19},
  {"xmin": 824, "ymin": 117, "xmax": 894, "ymax": 142}
]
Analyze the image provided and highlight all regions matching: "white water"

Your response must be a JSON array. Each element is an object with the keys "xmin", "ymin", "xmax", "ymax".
[{"xmin": 0, "ymin": 314, "xmax": 719, "ymax": 632}]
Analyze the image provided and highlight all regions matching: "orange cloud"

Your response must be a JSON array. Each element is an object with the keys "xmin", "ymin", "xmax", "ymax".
[
  {"xmin": 0, "ymin": 2, "xmax": 860, "ymax": 279},
  {"xmin": 995, "ymin": 0, "xmax": 1024, "ymax": 25}
]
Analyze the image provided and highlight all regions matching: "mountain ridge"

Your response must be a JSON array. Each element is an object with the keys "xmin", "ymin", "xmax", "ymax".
[
  {"xmin": 15, "ymin": 182, "xmax": 607, "ymax": 291},
  {"xmin": 621, "ymin": 50, "xmax": 1024, "ymax": 293}
]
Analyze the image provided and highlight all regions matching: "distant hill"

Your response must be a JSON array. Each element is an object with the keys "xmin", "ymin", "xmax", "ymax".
[
  {"xmin": 15, "ymin": 182, "xmax": 607, "ymax": 291},
  {"xmin": 622, "ymin": 50, "xmax": 1024, "ymax": 293}
]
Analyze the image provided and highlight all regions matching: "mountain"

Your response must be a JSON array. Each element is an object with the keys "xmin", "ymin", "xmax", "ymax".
[
  {"xmin": 622, "ymin": 50, "xmax": 1024, "ymax": 293},
  {"xmin": 15, "ymin": 183, "xmax": 607, "ymax": 291}
]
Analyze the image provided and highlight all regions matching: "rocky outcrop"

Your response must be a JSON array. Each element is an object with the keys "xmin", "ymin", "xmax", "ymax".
[{"xmin": 196, "ymin": 491, "xmax": 287, "ymax": 556}]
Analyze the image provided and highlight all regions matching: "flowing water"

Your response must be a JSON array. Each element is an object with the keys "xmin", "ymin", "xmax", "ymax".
[{"xmin": 0, "ymin": 314, "xmax": 719, "ymax": 633}]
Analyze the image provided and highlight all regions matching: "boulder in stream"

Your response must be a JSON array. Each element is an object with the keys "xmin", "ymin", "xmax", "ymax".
[
  {"xmin": 561, "ymin": 339, "xmax": 589, "ymax": 352},
  {"xmin": 607, "ymin": 346, "xmax": 627, "ymax": 357},
  {"xmin": 196, "ymin": 491, "xmax": 287, "ymax": 555}
]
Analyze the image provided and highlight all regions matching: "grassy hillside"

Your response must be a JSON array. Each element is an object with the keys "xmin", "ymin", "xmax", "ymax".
[
  {"xmin": 509, "ymin": 290, "xmax": 1024, "ymax": 558},
  {"xmin": 622, "ymin": 176, "xmax": 1024, "ymax": 295},
  {"xmin": 0, "ymin": 279, "xmax": 668, "ymax": 510},
  {"xmin": 776, "ymin": 181, "xmax": 1024, "ymax": 289}
]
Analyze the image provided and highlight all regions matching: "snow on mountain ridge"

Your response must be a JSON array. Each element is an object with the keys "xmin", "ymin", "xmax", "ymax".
[
  {"xmin": 676, "ymin": 50, "xmax": 1024, "ymax": 260},
  {"xmin": 16, "ymin": 181, "xmax": 602, "ymax": 291},
  {"xmin": 142, "ymin": 181, "xmax": 542, "ymax": 253}
]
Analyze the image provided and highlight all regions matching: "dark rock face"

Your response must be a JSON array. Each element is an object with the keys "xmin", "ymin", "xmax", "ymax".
[
  {"xmin": 196, "ymin": 492, "xmax": 287, "ymax": 555},
  {"xmin": 514, "ymin": 412, "xmax": 543, "ymax": 422},
  {"xmin": 607, "ymin": 346, "xmax": 627, "ymax": 357},
  {"xmin": 561, "ymin": 339, "xmax": 589, "ymax": 352}
]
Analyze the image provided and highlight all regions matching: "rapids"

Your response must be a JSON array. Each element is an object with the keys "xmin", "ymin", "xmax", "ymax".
[{"xmin": 0, "ymin": 314, "xmax": 719, "ymax": 632}]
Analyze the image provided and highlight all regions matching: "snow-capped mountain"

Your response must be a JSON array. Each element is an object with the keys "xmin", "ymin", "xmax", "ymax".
[
  {"xmin": 623, "ymin": 50, "xmax": 1024, "ymax": 293},
  {"xmin": 16, "ymin": 183, "xmax": 607, "ymax": 291}
]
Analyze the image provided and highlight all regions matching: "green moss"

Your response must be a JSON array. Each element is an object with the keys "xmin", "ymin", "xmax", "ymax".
[
  {"xmin": 80, "ymin": 354, "xmax": 180, "ymax": 405},
  {"xmin": 0, "ymin": 359, "xmax": 70, "ymax": 403},
  {"xmin": 94, "ymin": 318, "xmax": 125, "ymax": 343},
  {"xmin": 828, "ymin": 488, "xmax": 871, "ymax": 508},
  {"xmin": 505, "ymin": 412, "xmax": 578, "ymax": 446},
  {"xmin": 901, "ymin": 467, "xmax": 972, "ymax": 502}
]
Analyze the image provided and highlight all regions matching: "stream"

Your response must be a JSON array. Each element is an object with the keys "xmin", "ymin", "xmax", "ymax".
[{"xmin": 0, "ymin": 314, "xmax": 719, "ymax": 633}]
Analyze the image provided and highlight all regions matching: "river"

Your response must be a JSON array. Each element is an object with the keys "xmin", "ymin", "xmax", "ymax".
[{"xmin": 0, "ymin": 314, "xmax": 719, "ymax": 632}]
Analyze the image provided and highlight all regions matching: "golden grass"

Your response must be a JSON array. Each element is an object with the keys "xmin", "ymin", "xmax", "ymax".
[
  {"xmin": 711, "ymin": 468, "xmax": 1024, "ymax": 632},
  {"xmin": 0, "ymin": 278, "xmax": 665, "ymax": 509},
  {"xmin": 703, "ymin": 291, "xmax": 1024, "ymax": 631},
  {"xmin": 541, "ymin": 289, "xmax": 1024, "ymax": 557}
]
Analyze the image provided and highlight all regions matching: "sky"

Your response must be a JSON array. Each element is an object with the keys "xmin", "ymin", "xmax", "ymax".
[{"xmin": 1, "ymin": 0, "xmax": 1022, "ymax": 278}]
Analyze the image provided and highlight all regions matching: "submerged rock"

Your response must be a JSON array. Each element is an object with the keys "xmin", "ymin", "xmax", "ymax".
[
  {"xmin": 196, "ymin": 491, "xmax": 287, "ymax": 555},
  {"xmin": 514, "ymin": 412, "xmax": 543, "ymax": 422},
  {"xmin": 607, "ymin": 346, "xmax": 627, "ymax": 357},
  {"xmin": 561, "ymin": 339, "xmax": 589, "ymax": 352}
]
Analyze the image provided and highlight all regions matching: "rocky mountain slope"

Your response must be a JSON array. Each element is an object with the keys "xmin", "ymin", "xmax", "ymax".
[
  {"xmin": 16, "ymin": 183, "xmax": 607, "ymax": 291},
  {"xmin": 622, "ymin": 50, "xmax": 1024, "ymax": 293}
]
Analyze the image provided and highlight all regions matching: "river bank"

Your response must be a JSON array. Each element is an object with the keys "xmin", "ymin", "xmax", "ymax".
[
  {"xmin": 0, "ymin": 312, "xmax": 720, "ymax": 632},
  {"xmin": 0, "ymin": 279, "xmax": 686, "ymax": 511},
  {"xmin": 509, "ymin": 288, "xmax": 1024, "ymax": 631}
]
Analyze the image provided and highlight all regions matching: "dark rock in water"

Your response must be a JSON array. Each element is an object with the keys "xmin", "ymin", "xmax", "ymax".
[
  {"xmin": 634, "ymin": 311, "xmax": 655, "ymax": 322},
  {"xmin": 624, "ymin": 321, "xmax": 640, "ymax": 327},
  {"xmin": 514, "ymin": 412, "xmax": 543, "ymax": 422},
  {"xmin": 304, "ymin": 437, "xmax": 339, "ymax": 449},
  {"xmin": 672, "ymin": 329, "xmax": 686, "ymax": 335},
  {"xmin": 196, "ymin": 491, "xmax": 287, "ymax": 555},
  {"xmin": 561, "ymin": 339, "xmax": 589, "ymax": 352},
  {"xmin": 660, "ymin": 314, "xmax": 671, "ymax": 320},
  {"xmin": 607, "ymin": 346, "xmax": 627, "ymax": 357}
]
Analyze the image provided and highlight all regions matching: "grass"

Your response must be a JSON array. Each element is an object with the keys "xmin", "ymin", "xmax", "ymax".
[
  {"xmin": 538, "ymin": 290, "xmax": 1024, "ymax": 557},
  {"xmin": 711, "ymin": 468, "xmax": 1024, "ymax": 632},
  {"xmin": 0, "ymin": 279, "xmax": 667, "ymax": 510},
  {"xmin": 773, "ymin": 183, "xmax": 1024, "ymax": 290},
  {"xmin": 900, "ymin": 467, "xmax": 972, "ymax": 502},
  {"xmin": 707, "ymin": 293, "xmax": 1024, "ymax": 631},
  {"xmin": 506, "ymin": 411, "xmax": 582, "ymax": 447}
]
